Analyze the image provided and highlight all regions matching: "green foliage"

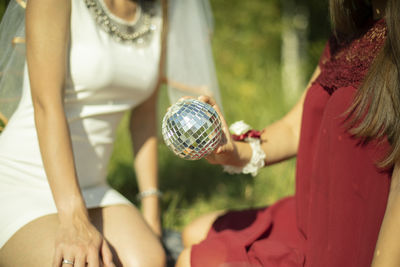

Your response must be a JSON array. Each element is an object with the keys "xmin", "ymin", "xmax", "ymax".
[
  {"xmin": 0, "ymin": 118, "xmax": 5, "ymax": 133},
  {"xmin": 0, "ymin": 0, "xmax": 8, "ymax": 17}
]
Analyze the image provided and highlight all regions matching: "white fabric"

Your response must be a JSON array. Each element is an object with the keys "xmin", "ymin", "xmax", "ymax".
[
  {"xmin": 166, "ymin": 0, "xmax": 223, "ymax": 109},
  {"xmin": 228, "ymin": 120, "xmax": 252, "ymax": 135},
  {"xmin": 0, "ymin": 0, "xmax": 26, "ymax": 119},
  {"xmin": 0, "ymin": 0, "xmax": 162, "ymax": 248},
  {"xmin": 222, "ymin": 138, "xmax": 266, "ymax": 177}
]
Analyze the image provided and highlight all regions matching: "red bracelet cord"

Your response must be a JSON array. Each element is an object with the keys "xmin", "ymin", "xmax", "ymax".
[{"xmin": 231, "ymin": 129, "xmax": 262, "ymax": 141}]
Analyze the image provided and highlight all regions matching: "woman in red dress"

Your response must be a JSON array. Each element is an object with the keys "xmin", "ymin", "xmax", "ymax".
[{"xmin": 176, "ymin": 0, "xmax": 400, "ymax": 266}]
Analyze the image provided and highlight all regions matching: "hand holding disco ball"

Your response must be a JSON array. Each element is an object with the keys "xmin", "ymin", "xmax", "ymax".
[{"xmin": 162, "ymin": 98, "xmax": 223, "ymax": 160}]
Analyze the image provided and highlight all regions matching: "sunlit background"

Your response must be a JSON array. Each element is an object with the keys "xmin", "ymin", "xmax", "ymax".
[{"xmin": 0, "ymin": 0, "xmax": 330, "ymax": 230}]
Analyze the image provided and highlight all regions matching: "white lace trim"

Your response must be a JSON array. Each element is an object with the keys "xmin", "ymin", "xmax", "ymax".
[
  {"xmin": 229, "ymin": 120, "xmax": 251, "ymax": 135},
  {"xmin": 223, "ymin": 137, "xmax": 266, "ymax": 177}
]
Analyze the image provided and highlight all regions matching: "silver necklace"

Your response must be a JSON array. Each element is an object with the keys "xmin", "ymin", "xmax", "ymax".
[{"xmin": 84, "ymin": 0, "xmax": 157, "ymax": 44}]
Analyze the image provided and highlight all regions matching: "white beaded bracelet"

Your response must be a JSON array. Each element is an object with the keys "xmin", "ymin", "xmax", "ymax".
[
  {"xmin": 137, "ymin": 188, "xmax": 163, "ymax": 201},
  {"xmin": 222, "ymin": 121, "xmax": 266, "ymax": 177}
]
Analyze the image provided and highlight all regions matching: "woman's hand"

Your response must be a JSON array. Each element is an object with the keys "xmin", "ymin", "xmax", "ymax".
[
  {"xmin": 197, "ymin": 96, "xmax": 251, "ymax": 167},
  {"xmin": 53, "ymin": 211, "xmax": 115, "ymax": 267}
]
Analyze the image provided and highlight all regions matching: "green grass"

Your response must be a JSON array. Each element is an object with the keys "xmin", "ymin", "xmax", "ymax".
[{"xmin": 0, "ymin": 0, "xmax": 330, "ymax": 231}]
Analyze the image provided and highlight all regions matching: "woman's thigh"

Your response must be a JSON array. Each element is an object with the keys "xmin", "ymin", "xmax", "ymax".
[
  {"xmin": 0, "ymin": 204, "xmax": 166, "ymax": 267},
  {"xmin": 91, "ymin": 204, "xmax": 166, "ymax": 267},
  {"xmin": 0, "ymin": 213, "xmax": 60, "ymax": 267}
]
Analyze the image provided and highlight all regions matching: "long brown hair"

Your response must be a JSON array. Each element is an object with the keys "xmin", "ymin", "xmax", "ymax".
[{"xmin": 330, "ymin": 0, "xmax": 400, "ymax": 168}]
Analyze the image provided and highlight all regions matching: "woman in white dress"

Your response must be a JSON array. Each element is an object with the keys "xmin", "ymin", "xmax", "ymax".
[{"xmin": 0, "ymin": 0, "xmax": 221, "ymax": 266}]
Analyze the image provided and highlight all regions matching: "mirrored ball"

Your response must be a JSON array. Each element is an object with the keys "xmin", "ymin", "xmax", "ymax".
[{"xmin": 162, "ymin": 99, "xmax": 222, "ymax": 160}]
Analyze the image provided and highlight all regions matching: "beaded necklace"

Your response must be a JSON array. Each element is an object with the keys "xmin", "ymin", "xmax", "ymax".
[{"xmin": 84, "ymin": 0, "xmax": 157, "ymax": 44}]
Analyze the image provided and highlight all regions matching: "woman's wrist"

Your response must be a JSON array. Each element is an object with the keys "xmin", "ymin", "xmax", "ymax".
[
  {"xmin": 141, "ymin": 195, "xmax": 162, "ymax": 235},
  {"xmin": 57, "ymin": 196, "xmax": 89, "ymax": 223},
  {"xmin": 233, "ymin": 141, "xmax": 253, "ymax": 167},
  {"xmin": 141, "ymin": 198, "xmax": 160, "ymax": 216},
  {"xmin": 223, "ymin": 121, "xmax": 266, "ymax": 177},
  {"xmin": 137, "ymin": 188, "xmax": 163, "ymax": 201},
  {"xmin": 223, "ymin": 138, "xmax": 266, "ymax": 177}
]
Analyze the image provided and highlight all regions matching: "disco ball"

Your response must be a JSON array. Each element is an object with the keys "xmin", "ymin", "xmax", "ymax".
[{"xmin": 162, "ymin": 99, "xmax": 222, "ymax": 160}]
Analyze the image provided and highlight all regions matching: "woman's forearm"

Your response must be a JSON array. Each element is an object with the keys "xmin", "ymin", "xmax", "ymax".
[
  {"xmin": 259, "ymin": 67, "xmax": 320, "ymax": 165},
  {"xmin": 260, "ymin": 115, "xmax": 303, "ymax": 165},
  {"xmin": 228, "ymin": 106, "xmax": 304, "ymax": 168},
  {"xmin": 33, "ymin": 103, "xmax": 88, "ymax": 221},
  {"xmin": 134, "ymin": 135, "xmax": 160, "ymax": 227},
  {"xmin": 130, "ymin": 90, "xmax": 161, "ymax": 234},
  {"xmin": 134, "ymin": 136, "xmax": 159, "ymax": 194},
  {"xmin": 26, "ymin": 0, "xmax": 88, "ymax": 223},
  {"xmin": 130, "ymin": 90, "xmax": 159, "ymax": 193},
  {"xmin": 371, "ymin": 164, "xmax": 400, "ymax": 266}
]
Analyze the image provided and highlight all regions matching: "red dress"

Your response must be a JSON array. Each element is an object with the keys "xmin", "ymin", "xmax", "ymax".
[{"xmin": 191, "ymin": 19, "xmax": 392, "ymax": 267}]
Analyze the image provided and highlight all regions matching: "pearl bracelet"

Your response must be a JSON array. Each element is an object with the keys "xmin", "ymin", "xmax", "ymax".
[
  {"xmin": 137, "ymin": 188, "xmax": 163, "ymax": 201},
  {"xmin": 222, "ymin": 121, "xmax": 266, "ymax": 177}
]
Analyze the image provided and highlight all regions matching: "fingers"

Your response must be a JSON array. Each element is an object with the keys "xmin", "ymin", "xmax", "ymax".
[
  {"xmin": 197, "ymin": 96, "xmax": 233, "ymax": 146},
  {"xmin": 197, "ymin": 96, "xmax": 226, "ymax": 127},
  {"xmin": 87, "ymin": 248, "xmax": 100, "ymax": 267},
  {"xmin": 54, "ymin": 241, "xmax": 113, "ymax": 267},
  {"xmin": 73, "ymin": 254, "xmax": 85, "ymax": 267},
  {"xmin": 198, "ymin": 95, "xmax": 220, "ymax": 114},
  {"xmin": 178, "ymin": 95, "xmax": 229, "ymax": 135},
  {"xmin": 196, "ymin": 95, "xmax": 235, "ymax": 159},
  {"xmin": 53, "ymin": 248, "xmax": 77, "ymax": 267},
  {"xmin": 53, "ymin": 248, "xmax": 63, "ymax": 267},
  {"xmin": 204, "ymin": 154, "xmax": 218, "ymax": 164},
  {"xmin": 55, "ymin": 244, "xmax": 113, "ymax": 267},
  {"xmin": 197, "ymin": 95, "xmax": 214, "ymax": 105},
  {"xmin": 101, "ymin": 240, "xmax": 116, "ymax": 267},
  {"xmin": 178, "ymin": 96, "xmax": 192, "ymax": 101},
  {"xmin": 174, "ymin": 95, "xmax": 235, "ymax": 164},
  {"xmin": 53, "ymin": 219, "xmax": 114, "ymax": 267}
]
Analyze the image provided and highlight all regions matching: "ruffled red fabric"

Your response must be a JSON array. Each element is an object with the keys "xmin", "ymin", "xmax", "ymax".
[
  {"xmin": 191, "ymin": 197, "xmax": 305, "ymax": 267},
  {"xmin": 191, "ymin": 18, "xmax": 391, "ymax": 267}
]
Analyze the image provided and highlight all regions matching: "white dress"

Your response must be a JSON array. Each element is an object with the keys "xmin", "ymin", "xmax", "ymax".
[{"xmin": 0, "ymin": 0, "xmax": 162, "ymax": 248}]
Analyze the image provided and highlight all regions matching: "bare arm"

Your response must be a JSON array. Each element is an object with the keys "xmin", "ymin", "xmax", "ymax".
[
  {"xmin": 130, "ymin": 0, "xmax": 167, "ymax": 236},
  {"xmin": 371, "ymin": 162, "xmax": 400, "ymax": 266},
  {"xmin": 26, "ymin": 0, "xmax": 113, "ymax": 265},
  {"xmin": 27, "ymin": 0, "xmax": 83, "ymax": 231},
  {"xmin": 205, "ymin": 66, "xmax": 320, "ymax": 167},
  {"xmin": 130, "ymin": 87, "xmax": 161, "ymax": 236}
]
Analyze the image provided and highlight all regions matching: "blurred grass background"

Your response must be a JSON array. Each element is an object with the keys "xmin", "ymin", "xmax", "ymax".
[{"xmin": 0, "ymin": 0, "xmax": 330, "ymax": 231}]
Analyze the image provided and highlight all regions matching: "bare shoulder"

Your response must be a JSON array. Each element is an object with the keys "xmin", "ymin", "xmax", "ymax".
[
  {"xmin": 25, "ymin": 0, "xmax": 72, "ymax": 99},
  {"xmin": 25, "ymin": 0, "xmax": 71, "ymax": 47},
  {"xmin": 26, "ymin": 0, "xmax": 71, "ymax": 6},
  {"xmin": 26, "ymin": 0, "xmax": 71, "ymax": 21}
]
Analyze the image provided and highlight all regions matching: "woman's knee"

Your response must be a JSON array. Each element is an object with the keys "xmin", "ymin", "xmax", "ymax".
[
  {"xmin": 176, "ymin": 247, "xmax": 191, "ymax": 267},
  {"xmin": 120, "ymin": 239, "xmax": 166, "ymax": 267},
  {"xmin": 94, "ymin": 205, "xmax": 166, "ymax": 267},
  {"xmin": 182, "ymin": 211, "xmax": 223, "ymax": 247},
  {"xmin": 182, "ymin": 222, "xmax": 199, "ymax": 248}
]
